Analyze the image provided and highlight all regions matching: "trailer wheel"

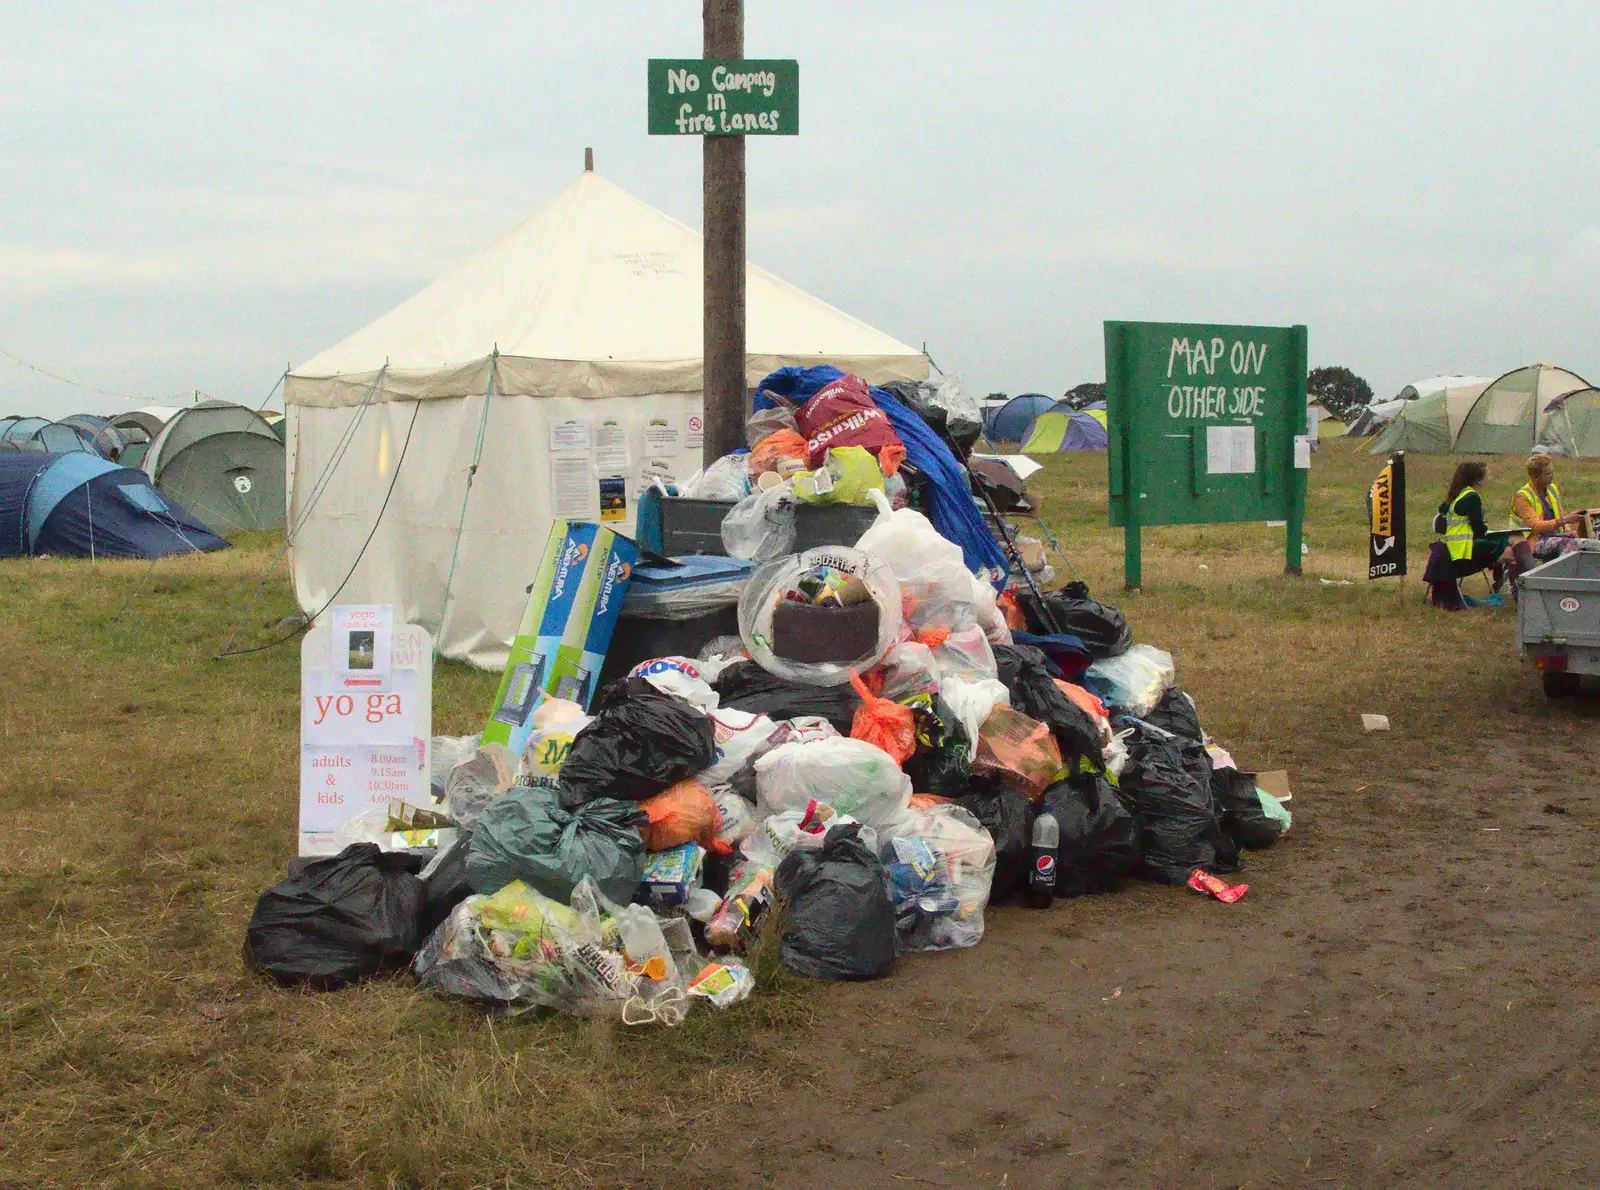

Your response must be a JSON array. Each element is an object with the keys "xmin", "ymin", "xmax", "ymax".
[{"xmin": 1543, "ymin": 671, "xmax": 1581, "ymax": 699}]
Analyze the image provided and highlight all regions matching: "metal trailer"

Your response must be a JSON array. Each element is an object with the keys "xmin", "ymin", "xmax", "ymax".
[{"xmin": 1515, "ymin": 544, "xmax": 1600, "ymax": 697}]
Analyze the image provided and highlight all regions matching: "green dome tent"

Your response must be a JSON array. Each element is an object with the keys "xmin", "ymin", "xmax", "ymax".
[
  {"xmin": 1452, "ymin": 364, "xmax": 1591, "ymax": 455},
  {"xmin": 143, "ymin": 400, "xmax": 285, "ymax": 533},
  {"xmin": 1537, "ymin": 388, "xmax": 1600, "ymax": 457},
  {"xmin": 1368, "ymin": 377, "xmax": 1493, "ymax": 454}
]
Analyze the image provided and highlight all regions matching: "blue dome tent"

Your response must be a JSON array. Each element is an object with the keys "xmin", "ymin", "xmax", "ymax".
[
  {"xmin": 984, "ymin": 393, "xmax": 1056, "ymax": 445},
  {"xmin": 0, "ymin": 452, "xmax": 229, "ymax": 559}
]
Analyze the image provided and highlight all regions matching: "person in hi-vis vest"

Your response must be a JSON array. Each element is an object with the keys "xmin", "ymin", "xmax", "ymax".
[
  {"xmin": 1507, "ymin": 453, "xmax": 1583, "ymax": 584},
  {"xmin": 1436, "ymin": 461, "xmax": 1509, "ymax": 588}
]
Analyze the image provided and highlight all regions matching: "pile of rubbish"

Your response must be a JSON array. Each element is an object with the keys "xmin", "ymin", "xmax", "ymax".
[{"xmin": 243, "ymin": 371, "xmax": 1294, "ymax": 1025}]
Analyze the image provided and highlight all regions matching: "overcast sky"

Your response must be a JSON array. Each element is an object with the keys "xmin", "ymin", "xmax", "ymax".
[{"xmin": 3, "ymin": 2, "xmax": 1597, "ymax": 420}]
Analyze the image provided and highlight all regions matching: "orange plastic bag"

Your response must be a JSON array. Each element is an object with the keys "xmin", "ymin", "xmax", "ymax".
[
  {"xmin": 1054, "ymin": 679, "xmax": 1107, "ymax": 721},
  {"xmin": 848, "ymin": 670, "xmax": 916, "ymax": 764},
  {"xmin": 971, "ymin": 705, "xmax": 1062, "ymax": 800},
  {"xmin": 749, "ymin": 429, "xmax": 809, "ymax": 477},
  {"xmin": 996, "ymin": 589, "xmax": 1028, "ymax": 631},
  {"xmin": 638, "ymin": 780, "xmax": 727, "ymax": 853}
]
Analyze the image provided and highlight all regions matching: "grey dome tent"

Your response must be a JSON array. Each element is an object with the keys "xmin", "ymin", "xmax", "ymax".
[
  {"xmin": 27, "ymin": 421, "xmax": 96, "ymax": 454},
  {"xmin": 143, "ymin": 400, "xmax": 286, "ymax": 533},
  {"xmin": 102, "ymin": 406, "xmax": 180, "ymax": 469},
  {"xmin": 1452, "ymin": 364, "xmax": 1591, "ymax": 455}
]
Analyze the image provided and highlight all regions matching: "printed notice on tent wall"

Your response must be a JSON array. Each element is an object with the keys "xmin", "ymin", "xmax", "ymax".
[
  {"xmin": 644, "ymin": 416, "xmax": 681, "ymax": 455},
  {"xmin": 550, "ymin": 418, "xmax": 592, "ymax": 453},
  {"xmin": 552, "ymin": 454, "xmax": 598, "ymax": 520},
  {"xmin": 594, "ymin": 421, "xmax": 630, "ymax": 475},
  {"xmin": 1206, "ymin": 425, "xmax": 1256, "ymax": 475},
  {"xmin": 299, "ymin": 617, "xmax": 432, "ymax": 856},
  {"xmin": 1294, "ymin": 435, "xmax": 1312, "ymax": 469},
  {"xmin": 685, "ymin": 412, "xmax": 705, "ymax": 451}
]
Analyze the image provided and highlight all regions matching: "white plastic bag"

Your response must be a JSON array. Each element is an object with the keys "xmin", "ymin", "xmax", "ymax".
[
  {"xmin": 699, "ymin": 707, "xmax": 782, "ymax": 785},
  {"xmin": 971, "ymin": 574, "xmax": 1013, "ymax": 647},
  {"xmin": 753, "ymin": 737, "xmax": 912, "ymax": 827},
  {"xmin": 855, "ymin": 489, "xmax": 977, "ymax": 634},
  {"xmin": 517, "ymin": 699, "xmax": 593, "ymax": 788},
  {"xmin": 681, "ymin": 453, "xmax": 751, "ymax": 501},
  {"xmin": 627, "ymin": 656, "xmax": 720, "ymax": 710},
  {"xmin": 1085, "ymin": 644, "xmax": 1176, "ymax": 717},
  {"xmin": 737, "ymin": 546, "xmax": 902, "ymax": 687},
  {"xmin": 939, "ymin": 675, "xmax": 1010, "ymax": 761},
  {"xmin": 721, "ymin": 480, "xmax": 798, "ymax": 561},
  {"xmin": 878, "ymin": 641, "xmax": 941, "ymax": 703},
  {"xmin": 711, "ymin": 786, "xmax": 757, "ymax": 847}
]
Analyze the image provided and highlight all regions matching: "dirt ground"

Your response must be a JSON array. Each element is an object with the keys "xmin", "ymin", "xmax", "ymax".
[
  {"xmin": 6, "ymin": 443, "xmax": 1600, "ymax": 1188},
  {"xmin": 703, "ymin": 724, "xmax": 1600, "ymax": 1190}
]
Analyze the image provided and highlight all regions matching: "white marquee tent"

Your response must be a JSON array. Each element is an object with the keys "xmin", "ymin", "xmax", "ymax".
[{"xmin": 286, "ymin": 166, "xmax": 928, "ymax": 667}]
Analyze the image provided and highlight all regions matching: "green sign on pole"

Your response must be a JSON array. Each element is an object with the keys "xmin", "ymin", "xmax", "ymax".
[
  {"xmin": 1104, "ymin": 320, "xmax": 1309, "ymax": 588},
  {"xmin": 647, "ymin": 58, "xmax": 799, "ymax": 135}
]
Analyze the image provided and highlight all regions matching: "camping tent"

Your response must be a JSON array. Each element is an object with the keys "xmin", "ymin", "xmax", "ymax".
[
  {"xmin": 984, "ymin": 394, "xmax": 1056, "ymax": 445},
  {"xmin": 1453, "ymin": 365, "xmax": 1591, "ymax": 455},
  {"xmin": 1022, "ymin": 404, "xmax": 1108, "ymax": 453},
  {"xmin": 27, "ymin": 422, "xmax": 96, "ymax": 454},
  {"xmin": 285, "ymin": 166, "xmax": 929, "ymax": 667},
  {"xmin": 1368, "ymin": 378, "xmax": 1495, "ymax": 454},
  {"xmin": 1537, "ymin": 389, "xmax": 1600, "ymax": 457},
  {"xmin": 100, "ymin": 406, "xmax": 180, "ymax": 468},
  {"xmin": 2, "ymin": 417, "xmax": 48, "ymax": 444},
  {"xmin": 0, "ymin": 451, "xmax": 228, "ymax": 558},
  {"xmin": 1082, "ymin": 400, "xmax": 1107, "ymax": 429},
  {"xmin": 1344, "ymin": 398, "xmax": 1407, "ymax": 437},
  {"xmin": 144, "ymin": 401, "xmax": 286, "ymax": 533}
]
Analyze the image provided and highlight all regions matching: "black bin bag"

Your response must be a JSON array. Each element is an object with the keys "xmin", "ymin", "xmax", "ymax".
[
  {"xmin": 1144, "ymin": 687, "xmax": 1203, "ymax": 743},
  {"xmin": 775, "ymin": 825, "xmax": 896, "ymax": 980},
  {"xmin": 1212, "ymin": 766, "xmax": 1285, "ymax": 850},
  {"xmin": 1021, "ymin": 581, "xmax": 1132, "ymax": 660},
  {"xmin": 713, "ymin": 659, "xmax": 863, "ymax": 732},
  {"xmin": 557, "ymin": 677, "xmax": 715, "ymax": 805},
  {"xmin": 1041, "ymin": 775, "xmax": 1139, "ymax": 895},
  {"xmin": 994, "ymin": 642, "xmax": 1103, "ymax": 759},
  {"xmin": 1118, "ymin": 722, "xmax": 1237, "ymax": 884},
  {"xmin": 958, "ymin": 790, "xmax": 1035, "ymax": 902},
  {"xmin": 244, "ymin": 843, "xmax": 426, "ymax": 990}
]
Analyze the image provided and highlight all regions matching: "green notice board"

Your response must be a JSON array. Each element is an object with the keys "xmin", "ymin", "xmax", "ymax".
[
  {"xmin": 647, "ymin": 59, "xmax": 799, "ymax": 136},
  {"xmin": 1105, "ymin": 320, "xmax": 1309, "ymax": 587}
]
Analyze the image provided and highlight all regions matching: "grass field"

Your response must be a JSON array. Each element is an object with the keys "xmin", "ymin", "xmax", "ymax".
[{"xmin": 3, "ymin": 439, "xmax": 1597, "ymax": 1188}]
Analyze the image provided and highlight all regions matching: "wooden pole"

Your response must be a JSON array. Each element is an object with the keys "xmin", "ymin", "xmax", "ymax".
[{"xmin": 702, "ymin": 0, "xmax": 746, "ymax": 465}]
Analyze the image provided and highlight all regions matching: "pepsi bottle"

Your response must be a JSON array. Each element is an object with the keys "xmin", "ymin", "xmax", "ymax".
[{"xmin": 1027, "ymin": 811, "xmax": 1059, "ymax": 908}]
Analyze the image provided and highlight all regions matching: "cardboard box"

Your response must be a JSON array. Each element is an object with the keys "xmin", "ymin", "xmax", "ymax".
[{"xmin": 483, "ymin": 522, "xmax": 637, "ymax": 755}]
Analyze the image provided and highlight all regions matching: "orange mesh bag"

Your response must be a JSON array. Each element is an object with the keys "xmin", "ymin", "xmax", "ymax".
[{"xmin": 848, "ymin": 670, "xmax": 916, "ymax": 764}]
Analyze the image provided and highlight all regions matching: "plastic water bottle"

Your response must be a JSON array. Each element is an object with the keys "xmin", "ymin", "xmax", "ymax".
[{"xmin": 1027, "ymin": 812, "xmax": 1059, "ymax": 908}]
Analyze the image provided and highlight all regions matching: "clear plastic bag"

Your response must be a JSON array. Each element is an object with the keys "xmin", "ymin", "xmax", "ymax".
[
  {"xmin": 876, "ymin": 803, "xmax": 995, "ymax": 952},
  {"xmin": 431, "ymin": 734, "xmax": 481, "ymax": 802},
  {"xmin": 970, "ymin": 704, "xmax": 1063, "ymax": 800},
  {"xmin": 933, "ymin": 623, "xmax": 998, "ymax": 681},
  {"xmin": 721, "ymin": 479, "xmax": 798, "ymax": 562},
  {"xmin": 746, "ymin": 404, "xmax": 799, "ymax": 448},
  {"xmin": 444, "ymin": 742, "xmax": 516, "ymax": 829},
  {"xmin": 754, "ymin": 737, "xmax": 912, "ymax": 827},
  {"xmin": 737, "ymin": 547, "xmax": 902, "ymax": 687},
  {"xmin": 1084, "ymin": 644, "xmax": 1176, "ymax": 717}
]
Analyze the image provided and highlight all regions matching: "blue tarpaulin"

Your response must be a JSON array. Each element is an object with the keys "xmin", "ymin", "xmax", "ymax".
[{"xmin": 754, "ymin": 365, "xmax": 1009, "ymax": 582}]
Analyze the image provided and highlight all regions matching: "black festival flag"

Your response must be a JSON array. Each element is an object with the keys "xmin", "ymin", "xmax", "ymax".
[{"xmin": 1368, "ymin": 452, "xmax": 1406, "ymax": 578}]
